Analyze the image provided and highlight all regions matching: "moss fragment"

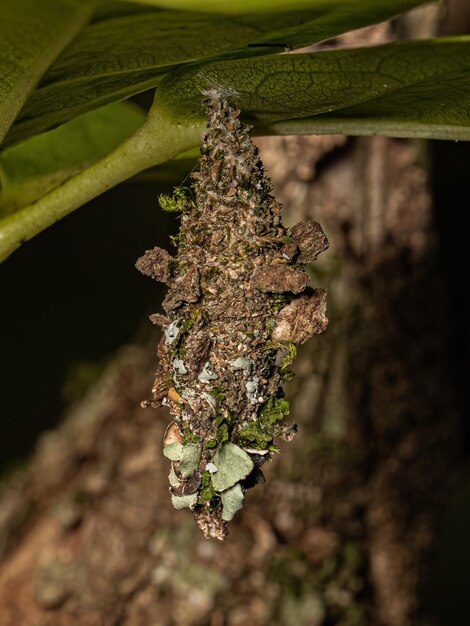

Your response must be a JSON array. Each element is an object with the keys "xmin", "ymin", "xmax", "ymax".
[
  {"xmin": 158, "ymin": 186, "xmax": 193, "ymax": 213},
  {"xmin": 237, "ymin": 395, "xmax": 289, "ymax": 449},
  {"xmin": 205, "ymin": 420, "xmax": 229, "ymax": 450},
  {"xmin": 261, "ymin": 395, "xmax": 290, "ymax": 425},
  {"xmin": 198, "ymin": 470, "xmax": 216, "ymax": 503}
]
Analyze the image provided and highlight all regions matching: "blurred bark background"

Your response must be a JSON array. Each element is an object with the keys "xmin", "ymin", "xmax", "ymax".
[
  {"xmin": 0, "ymin": 5, "xmax": 468, "ymax": 626},
  {"xmin": 0, "ymin": 132, "xmax": 463, "ymax": 626}
]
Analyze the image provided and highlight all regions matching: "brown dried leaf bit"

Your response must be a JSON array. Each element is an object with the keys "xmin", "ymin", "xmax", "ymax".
[
  {"xmin": 136, "ymin": 94, "xmax": 329, "ymax": 540},
  {"xmin": 135, "ymin": 246, "xmax": 172, "ymax": 283},
  {"xmin": 291, "ymin": 219, "xmax": 330, "ymax": 263},
  {"xmin": 272, "ymin": 289, "xmax": 328, "ymax": 344}
]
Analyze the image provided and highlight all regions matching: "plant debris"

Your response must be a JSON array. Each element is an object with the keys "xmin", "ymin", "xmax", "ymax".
[{"xmin": 136, "ymin": 93, "xmax": 329, "ymax": 540}]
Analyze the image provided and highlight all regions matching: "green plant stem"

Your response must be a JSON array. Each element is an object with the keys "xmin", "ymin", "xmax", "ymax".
[
  {"xmin": 0, "ymin": 113, "xmax": 204, "ymax": 262},
  {"xmin": 259, "ymin": 117, "xmax": 470, "ymax": 141}
]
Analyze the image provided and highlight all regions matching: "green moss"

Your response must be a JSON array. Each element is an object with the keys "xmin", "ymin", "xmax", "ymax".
[
  {"xmin": 205, "ymin": 418, "xmax": 229, "ymax": 449},
  {"xmin": 237, "ymin": 422, "xmax": 272, "ymax": 448},
  {"xmin": 260, "ymin": 395, "xmax": 290, "ymax": 424},
  {"xmin": 237, "ymin": 395, "xmax": 290, "ymax": 449},
  {"xmin": 180, "ymin": 317, "xmax": 194, "ymax": 334},
  {"xmin": 204, "ymin": 266, "xmax": 221, "ymax": 281},
  {"xmin": 281, "ymin": 369, "xmax": 295, "ymax": 381},
  {"xmin": 174, "ymin": 310, "xmax": 204, "ymax": 359},
  {"xmin": 169, "ymin": 233, "xmax": 180, "ymax": 247},
  {"xmin": 218, "ymin": 422, "xmax": 230, "ymax": 444},
  {"xmin": 198, "ymin": 470, "xmax": 216, "ymax": 503},
  {"xmin": 281, "ymin": 342, "xmax": 297, "ymax": 370},
  {"xmin": 191, "ymin": 307, "xmax": 204, "ymax": 325},
  {"xmin": 210, "ymin": 387, "xmax": 225, "ymax": 402},
  {"xmin": 266, "ymin": 318, "xmax": 275, "ymax": 335},
  {"xmin": 182, "ymin": 431, "xmax": 201, "ymax": 445},
  {"xmin": 158, "ymin": 186, "xmax": 193, "ymax": 213},
  {"xmin": 266, "ymin": 340, "xmax": 297, "ymax": 370},
  {"xmin": 272, "ymin": 293, "xmax": 291, "ymax": 313}
]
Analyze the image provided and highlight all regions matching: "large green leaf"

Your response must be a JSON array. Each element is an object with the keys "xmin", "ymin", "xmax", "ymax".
[
  {"xmin": 154, "ymin": 36, "xmax": 470, "ymax": 141},
  {"xmin": 265, "ymin": 71, "xmax": 470, "ymax": 140},
  {"xmin": 92, "ymin": 1, "xmax": 164, "ymax": 21},
  {"xmin": 2, "ymin": 35, "xmax": 469, "ymax": 266},
  {"xmin": 4, "ymin": 0, "xmax": 427, "ymax": 147},
  {"xmin": 0, "ymin": 0, "xmax": 97, "ymax": 145},
  {"xmin": 0, "ymin": 102, "xmax": 146, "ymax": 216},
  {"xmin": 124, "ymin": 0, "xmax": 427, "ymax": 14},
  {"xmin": 293, "ymin": 68, "xmax": 470, "ymax": 140},
  {"xmin": 0, "ymin": 103, "xmax": 205, "ymax": 264}
]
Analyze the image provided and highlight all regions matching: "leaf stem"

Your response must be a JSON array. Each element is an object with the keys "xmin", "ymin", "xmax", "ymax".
[
  {"xmin": 256, "ymin": 117, "xmax": 470, "ymax": 142},
  {"xmin": 0, "ymin": 112, "xmax": 204, "ymax": 262}
]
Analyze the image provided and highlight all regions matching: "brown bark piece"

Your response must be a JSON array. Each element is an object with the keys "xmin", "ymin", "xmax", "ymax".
[
  {"xmin": 291, "ymin": 219, "xmax": 329, "ymax": 263},
  {"xmin": 272, "ymin": 289, "xmax": 328, "ymax": 343},
  {"xmin": 163, "ymin": 264, "xmax": 201, "ymax": 311},
  {"xmin": 135, "ymin": 247, "xmax": 172, "ymax": 283},
  {"xmin": 251, "ymin": 265, "xmax": 309, "ymax": 294}
]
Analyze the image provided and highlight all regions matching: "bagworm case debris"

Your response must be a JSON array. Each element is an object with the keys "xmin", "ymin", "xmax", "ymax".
[{"xmin": 137, "ymin": 95, "xmax": 328, "ymax": 540}]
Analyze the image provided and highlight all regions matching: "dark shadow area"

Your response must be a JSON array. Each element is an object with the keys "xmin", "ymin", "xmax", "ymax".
[
  {"xmin": 432, "ymin": 140, "xmax": 470, "ymax": 455},
  {"xmin": 0, "ymin": 180, "xmax": 178, "ymax": 466},
  {"xmin": 424, "ymin": 138, "xmax": 470, "ymax": 626}
]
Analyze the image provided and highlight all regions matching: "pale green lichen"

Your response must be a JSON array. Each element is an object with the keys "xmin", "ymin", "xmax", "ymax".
[
  {"xmin": 179, "ymin": 443, "xmax": 201, "ymax": 479},
  {"xmin": 163, "ymin": 441, "xmax": 183, "ymax": 461},
  {"xmin": 211, "ymin": 443, "xmax": 254, "ymax": 492},
  {"xmin": 171, "ymin": 493, "xmax": 198, "ymax": 510},
  {"xmin": 169, "ymin": 466, "xmax": 181, "ymax": 487},
  {"xmin": 221, "ymin": 483, "xmax": 245, "ymax": 521}
]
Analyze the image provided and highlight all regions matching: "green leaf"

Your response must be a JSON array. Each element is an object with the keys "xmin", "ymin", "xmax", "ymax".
[
  {"xmin": 125, "ymin": 0, "xmax": 426, "ymax": 15},
  {"xmin": 92, "ymin": 1, "xmax": 164, "ymax": 21},
  {"xmin": 132, "ymin": 151, "xmax": 198, "ymax": 184},
  {"xmin": 5, "ymin": 0, "xmax": 427, "ymax": 147},
  {"xmin": 0, "ymin": 0, "xmax": 97, "ymax": 145},
  {"xmin": 0, "ymin": 102, "xmax": 145, "ymax": 216},
  {"xmin": 154, "ymin": 36, "xmax": 470, "ymax": 141},
  {"xmin": 0, "ymin": 103, "xmax": 205, "ymax": 264},
  {"xmin": 278, "ymin": 68, "xmax": 470, "ymax": 140}
]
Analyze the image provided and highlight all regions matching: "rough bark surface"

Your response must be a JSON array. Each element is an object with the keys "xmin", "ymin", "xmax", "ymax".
[
  {"xmin": 0, "ymin": 131, "xmax": 461, "ymax": 626},
  {"xmin": 259, "ymin": 134, "xmax": 461, "ymax": 626}
]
